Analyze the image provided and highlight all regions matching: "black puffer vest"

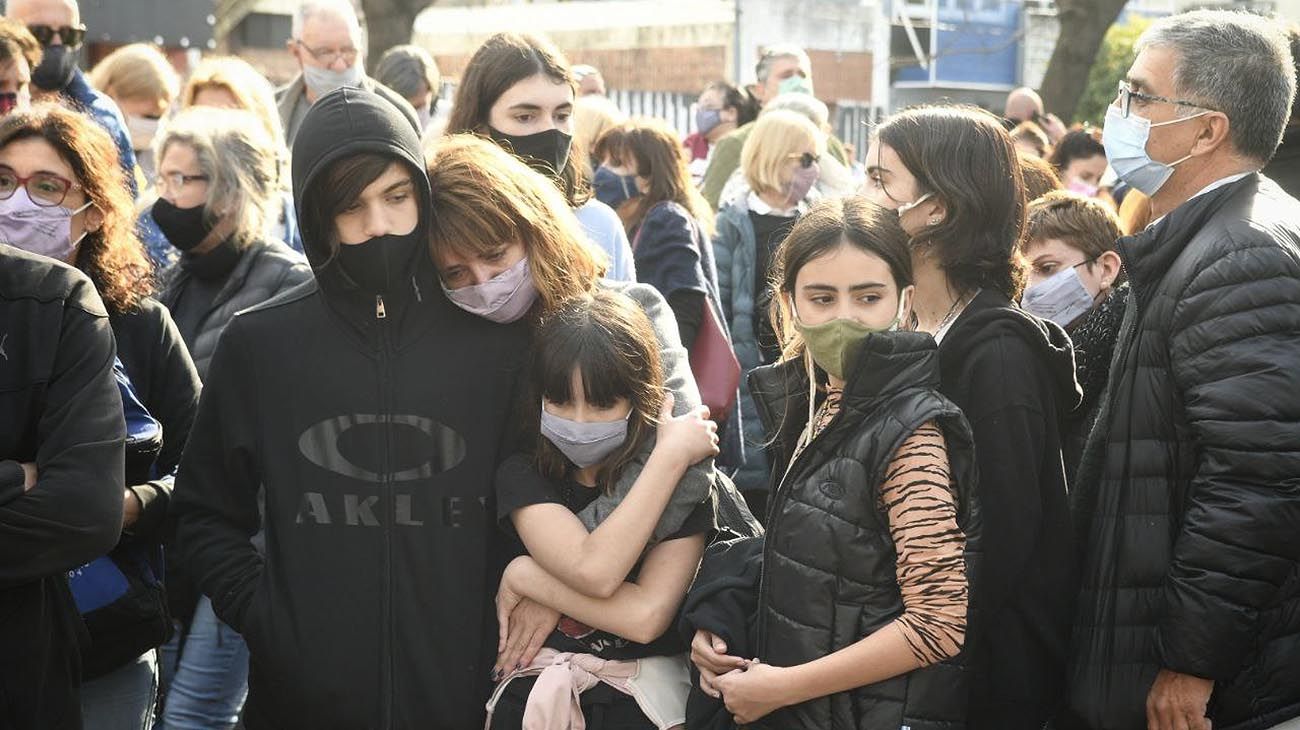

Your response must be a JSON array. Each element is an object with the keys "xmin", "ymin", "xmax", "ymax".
[{"xmin": 748, "ymin": 331, "xmax": 981, "ymax": 730}]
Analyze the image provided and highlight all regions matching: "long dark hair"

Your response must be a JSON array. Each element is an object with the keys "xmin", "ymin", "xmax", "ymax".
[
  {"xmin": 533, "ymin": 289, "xmax": 665, "ymax": 494},
  {"xmin": 770, "ymin": 196, "xmax": 913, "ymax": 361},
  {"xmin": 602, "ymin": 118, "xmax": 714, "ymax": 236},
  {"xmin": 874, "ymin": 105, "xmax": 1027, "ymax": 300},
  {"xmin": 447, "ymin": 32, "xmax": 591, "ymax": 208},
  {"xmin": 705, "ymin": 80, "xmax": 758, "ymax": 127},
  {"xmin": 0, "ymin": 104, "xmax": 151, "ymax": 315}
]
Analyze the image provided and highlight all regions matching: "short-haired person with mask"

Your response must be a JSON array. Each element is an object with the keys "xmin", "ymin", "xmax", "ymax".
[
  {"xmin": 700, "ymin": 45, "xmax": 850, "ymax": 210},
  {"xmin": 682, "ymin": 81, "xmax": 754, "ymax": 183},
  {"xmin": 0, "ymin": 103, "xmax": 201, "ymax": 730},
  {"xmin": 276, "ymin": 0, "xmax": 416, "ymax": 148},
  {"xmin": 151, "ymin": 108, "xmax": 310, "ymax": 730},
  {"xmin": 171, "ymin": 88, "xmax": 531, "ymax": 728},
  {"xmin": 1019, "ymin": 191, "xmax": 1124, "ymax": 483},
  {"xmin": 865, "ymin": 105, "xmax": 1081, "ymax": 729},
  {"xmin": 447, "ymin": 32, "xmax": 636, "ymax": 282},
  {"xmin": 6, "ymin": 0, "xmax": 137, "ymax": 195},
  {"xmin": 1063, "ymin": 12, "xmax": 1300, "ymax": 730},
  {"xmin": 0, "ymin": 18, "xmax": 40, "ymax": 117},
  {"xmin": 374, "ymin": 44, "xmax": 441, "ymax": 137}
]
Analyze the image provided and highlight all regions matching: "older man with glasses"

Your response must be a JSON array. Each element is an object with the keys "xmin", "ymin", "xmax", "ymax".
[
  {"xmin": 1062, "ymin": 11, "xmax": 1300, "ymax": 730},
  {"xmin": 276, "ymin": 0, "xmax": 416, "ymax": 147},
  {"xmin": 5, "ymin": 0, "xmax": 136, "ymax": 195}
]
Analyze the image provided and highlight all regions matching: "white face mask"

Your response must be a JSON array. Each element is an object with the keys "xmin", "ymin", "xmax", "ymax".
[
  {"xmin": 126, "ymin": 115, "xmax": 160, "ymax": 152},
  {"xmin": 302, "ymin": 62, "xmax": 364, "ymax": 98},
  {"xmin": 895, "ymin": 191, "xmax": 932, "ymax": 219},
  {"xmin": 1020, "ymin": 261, "xmax": 1098, "ymax": 326}
]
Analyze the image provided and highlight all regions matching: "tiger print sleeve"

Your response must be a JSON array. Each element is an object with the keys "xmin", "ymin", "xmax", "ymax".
[{"xmin": 878, "ymin": 422, "xmax": 968, "ymax": 665}]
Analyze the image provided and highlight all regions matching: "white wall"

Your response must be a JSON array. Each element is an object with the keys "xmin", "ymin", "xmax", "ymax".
[{"xmin": 735, "ymin": 0, "xmax": 875, "ymax": 83}]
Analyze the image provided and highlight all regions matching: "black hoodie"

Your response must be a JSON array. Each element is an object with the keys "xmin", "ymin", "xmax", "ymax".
[
  {"xmin": 171, "ymin": 89, "xmax": 530, "ymax": 729},
  {"xmin": 935, "ymin": 289, "xmax": 1080, "ymax": 728}
]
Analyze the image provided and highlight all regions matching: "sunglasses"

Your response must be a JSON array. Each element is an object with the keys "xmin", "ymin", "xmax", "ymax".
[{"xmin": 27, "ymin": 24, "xmax": 86, "ymax": 47}]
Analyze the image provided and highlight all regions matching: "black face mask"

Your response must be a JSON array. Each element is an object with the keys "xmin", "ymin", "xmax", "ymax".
[
  {"xmin": 32, "ymin": 44, "xmax": 80, "ymax": 92},
  {"xmin": 335, "ymin": 230, "xmax": 421, "ymax": 293},
  {"xmin": 152, "ymin": 198, "xmax": 215, "ymax": 253},
  {"xmin": 487, "ymin": 127, "xmax": 573, "ymax": 178}
]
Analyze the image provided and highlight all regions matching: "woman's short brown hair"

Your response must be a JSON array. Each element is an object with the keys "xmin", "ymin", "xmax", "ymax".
[
  {"xmin": 600, "ymin": 118, "xmax": 714, "ymax": 236},
  {"xmin": 1024, "ymin": 190, "xmax": 1123, "ymax": 265},
  {"xmin": 873, "ymin": 105, "xmax": 1028, "ymax": 300},
  {"xmin": 446, "ymin": 32, "xmax": 591, "ymax": 208},
  {"xmin": 0, "ymin": 104, "xmax": 151, "ymax": 314},
  {"xmin": 426, "ymin": 134, "xmax": 604, "ymax": 315},
  {"xmin": 533, "ymin": 289, "xmax": 665, "ymax": 493}
]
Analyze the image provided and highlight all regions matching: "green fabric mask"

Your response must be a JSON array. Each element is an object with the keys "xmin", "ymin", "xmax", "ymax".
[{"xmin": 793, "ymin": 307, "xmax": 902, "ymax": 381}]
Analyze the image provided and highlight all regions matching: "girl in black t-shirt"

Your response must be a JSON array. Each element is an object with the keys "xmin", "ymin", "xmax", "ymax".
[{"xmin": 489, "ymin": 289, "xmax": 719, "ymax": 729}]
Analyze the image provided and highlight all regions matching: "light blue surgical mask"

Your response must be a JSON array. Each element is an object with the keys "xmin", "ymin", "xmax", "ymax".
[
  {"xmin": 1020, "ymin": 262, "xmax": 1097, "ymax": 327},
  {"xmin": 1102, "ymin": 105, "xmax": 1207, "ymax": 197},
  {"xmin": 302, "ymin": 62, "xmax": 364, "ymax": 98},
  {"xmin": 540, "ymin": 405, "xmax": 630, "ymax": 469}
]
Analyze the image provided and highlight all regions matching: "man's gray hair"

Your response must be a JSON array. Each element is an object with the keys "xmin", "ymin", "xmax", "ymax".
[
  {"xmin": 1138, "ymin": 10, "xmax": 1296, "ymax": 163},
  {"xmin": 374, "ymin": 45, "xmax": 439, "ymax": 99},
  {"xmin": 755, "ymin": 43, "xmax": 811, "ymax": 84},
  {"xmin": 291, "ymin": 0, "xmax": 362, "ymax": 42},
  {"xmin": 156, "ymin": 108, "xmax": 280, "ymax": 249}
]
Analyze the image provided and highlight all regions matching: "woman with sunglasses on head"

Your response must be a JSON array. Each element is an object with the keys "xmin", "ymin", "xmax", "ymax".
[
  {"xmin": 447, "ymin": 32, "xmax": 636, "ymax": 283},
  {"xmin": 1019, "ymin": 191, "xmax": 1125, "ymax": 484},
  {"xmin": 0, "ymin": 102, "xmax": 201, "ymax": 730},
  {"xmin": 864, "ymin": 105, "xmax": 1080, "ymax": 729},
  {"xmin": 713, "ymin": 109, "xmax": 823, "ymax": 512}
]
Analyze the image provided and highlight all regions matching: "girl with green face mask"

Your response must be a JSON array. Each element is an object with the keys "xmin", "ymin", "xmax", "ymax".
[{"xmin": 687, "ymin": 196, "xmax": 980, "ymax": 728}]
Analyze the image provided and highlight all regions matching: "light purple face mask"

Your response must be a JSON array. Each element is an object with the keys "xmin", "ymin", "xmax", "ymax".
[
  {"xmin": 539, "ymin": 405, "xmax": 630, "ymax": 469},
  {"xmin": 0, "ymin": 188, "xmax": 91, "ymax": 262},
  {"xmin": 785, "ymin": 162, "xmax": 820, "ymax": 208},
  {"xmin": 441, "ymin": 255, "xmax": 539, "ymax": 323}
]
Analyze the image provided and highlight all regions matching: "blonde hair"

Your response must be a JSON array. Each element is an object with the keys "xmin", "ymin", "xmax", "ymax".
[
  {"xmin": 427, "ymin": 134, "xmax": 605, "ymax": 315},
  {"xmin": 741, "ymin": 109, "xmax": 823, "ymax": 197},
  {"xmin": 180, "ymin": 57, "xmax": 285, "ymax": 148},
  {"xmin": 155, "ymin": 108, "xmax": 279, "ymax": 250},
  {"xmin": 88, "ymin": 43, "xmax": 179, "ymax": 108},
  {"xmin": 573, "ymin": 95, "xmax": 624, "ymax": 173}
]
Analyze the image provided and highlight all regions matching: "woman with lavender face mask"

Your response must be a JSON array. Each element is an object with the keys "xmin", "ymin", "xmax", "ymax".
[
  {"xmin": 488, "ymin": 289, "xmax": 719, "ymax": 729},
  {"xmin": 427, "ymin": 133, "xmax": 754, "ymax": 679}
]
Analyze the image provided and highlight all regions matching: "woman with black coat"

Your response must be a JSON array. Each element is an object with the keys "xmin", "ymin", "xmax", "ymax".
[{"xmin": 864, "ymin": 105, "xmax": 1082, "ymax": 729}]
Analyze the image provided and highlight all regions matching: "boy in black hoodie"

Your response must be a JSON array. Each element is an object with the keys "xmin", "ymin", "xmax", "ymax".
[{"xmin": 171, "ymin": 88, "xmax": 530, "ymax": 729}]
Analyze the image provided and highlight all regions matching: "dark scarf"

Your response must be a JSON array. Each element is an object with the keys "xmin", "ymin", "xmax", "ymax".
[{"xmin": 1067, "ymin": 281, "xmax": 1130, "ymax": 413}]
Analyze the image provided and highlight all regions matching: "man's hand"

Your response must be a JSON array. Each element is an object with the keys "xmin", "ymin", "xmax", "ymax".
[
  {"xmin": 1146, "ymin": 668, "xmax": 1213, "ymax": 730},
  {"xmin": 20, "ymin": 462, "xmax": 36, "ymax": 492}
]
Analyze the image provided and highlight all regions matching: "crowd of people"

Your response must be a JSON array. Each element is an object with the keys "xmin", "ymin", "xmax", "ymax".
[{"xmin": 2, "ymin": 0, "xmax": 1299, "ymax": 729}]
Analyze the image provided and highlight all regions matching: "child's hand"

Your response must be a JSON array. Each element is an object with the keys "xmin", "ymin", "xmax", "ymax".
[{"xmin": 653, "ymin": 393, "xmax": 719, "ymax": 468}]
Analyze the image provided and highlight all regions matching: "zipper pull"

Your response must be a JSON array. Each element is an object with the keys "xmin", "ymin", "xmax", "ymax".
[
  {"xmin": 411, "ymin": 276, "xmax": 422, "ymax": 303},
  {"xmin": 375, "ymin": 294, "xmax": 387, "ymax": 319}
]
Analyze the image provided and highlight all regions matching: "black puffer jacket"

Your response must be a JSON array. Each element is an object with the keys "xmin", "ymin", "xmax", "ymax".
[
  {"xmin": 1063, "ymin": 174, "xmax": 1300, "ymax": 730},
  {"xmin": 748, "ymin": 331, "xmax": 980, "ymax": 730},
  {"xmin": 158, "ymin": 237, "xmax": 310, "ymax": 379}
]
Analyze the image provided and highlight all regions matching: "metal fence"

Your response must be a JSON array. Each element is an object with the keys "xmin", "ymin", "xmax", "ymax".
[{"xmin": 608, "ymin": 89, "xmax": 876, "ymax": 165}]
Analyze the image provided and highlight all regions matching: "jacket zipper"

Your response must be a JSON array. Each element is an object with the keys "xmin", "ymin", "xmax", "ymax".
[
  {"xmin": 755, "ymin": 396, "xmax": 845, "ymax": 651},
  {"xmin": 376, "ymin": 293, "xmax": 395, "ymax": 730}
]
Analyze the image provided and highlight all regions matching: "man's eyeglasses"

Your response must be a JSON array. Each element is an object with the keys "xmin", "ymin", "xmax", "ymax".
[
  {"xmin": 788, "ymin": 152, "xmax": 820, "ymax": 169},
  {"xmin": 293, "ymin": 39, "xmax": 359, "ymax": 67},
  {"xmin": 155, "ymin": 172, "xmax": 210, "ymax": 195},
  {"xmin": 27, "ymin": 25, "xmax": 86, "ymax": 48},
  {"xmin": 0, "ymin": 166, "xmax": 82, "ymax": 207},
  {"xmin": 1114, "ymin": 80, "xmax": 1217, "ymax": 119}
]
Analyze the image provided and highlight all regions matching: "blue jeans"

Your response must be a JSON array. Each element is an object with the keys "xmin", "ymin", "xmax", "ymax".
[
  {"xmin": 159, "ymin": 596, "xmax": 249, "ymax": 730},
  {"xmin": 81, "ymin": 649, "xmax": 159, "ymax": 730}
]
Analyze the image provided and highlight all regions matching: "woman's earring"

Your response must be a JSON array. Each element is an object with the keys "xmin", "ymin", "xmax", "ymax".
[{"xmin": 928, "ymin": 216, "xmax": 942, "ymax": 226}]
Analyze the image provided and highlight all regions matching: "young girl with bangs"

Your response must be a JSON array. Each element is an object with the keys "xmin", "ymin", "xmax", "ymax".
[{"xmin": 489, "ymin": 289, "xmax": 720, "ymax": 729}]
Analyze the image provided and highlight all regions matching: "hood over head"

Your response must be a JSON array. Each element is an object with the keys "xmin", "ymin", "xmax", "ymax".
[{"xmin": 290, "ymin": 87, "xmax": 430, "ymax": 277}]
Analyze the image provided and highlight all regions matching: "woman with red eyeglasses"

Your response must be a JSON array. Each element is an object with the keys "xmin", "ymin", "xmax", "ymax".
[{"xmin": 711, "ymin": 109, "xmax": 824, "ymax": 515}]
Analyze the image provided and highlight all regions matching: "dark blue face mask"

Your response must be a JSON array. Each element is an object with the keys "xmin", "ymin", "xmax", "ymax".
[{"xmin": 592, "ymin": 165, "xmax": 641, "ymax": 210}]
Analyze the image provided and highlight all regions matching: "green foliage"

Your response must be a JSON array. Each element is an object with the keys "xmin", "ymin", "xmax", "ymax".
[{"xmin": 1074, "ymin": 14, "xmax": 1153, "ymax": 126}]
